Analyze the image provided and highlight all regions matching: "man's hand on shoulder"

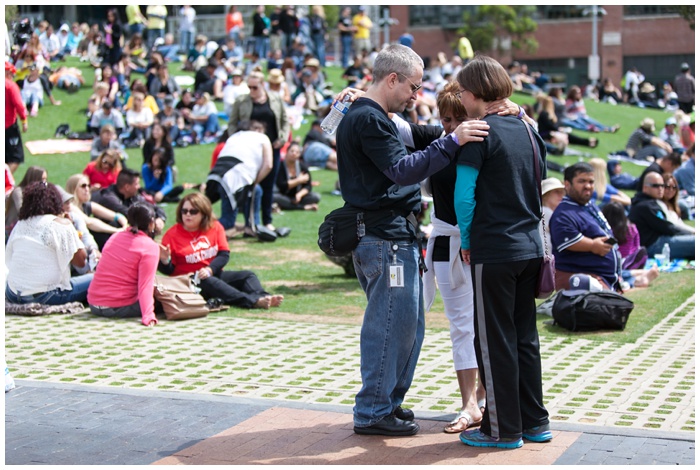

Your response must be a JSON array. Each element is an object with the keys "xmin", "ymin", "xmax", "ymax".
[{"xmin": 452, "ymin": 120, "xmax": 489, "ymax": 146}]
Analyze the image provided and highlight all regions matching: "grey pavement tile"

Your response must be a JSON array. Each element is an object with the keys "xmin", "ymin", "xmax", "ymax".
[
  {"xmin": 579, "ymin": 449, "xmax": 615, "ymax": 465},
  {"xmin": 603, "ymin": 455, "xmax": 633, "ymax": 465}
]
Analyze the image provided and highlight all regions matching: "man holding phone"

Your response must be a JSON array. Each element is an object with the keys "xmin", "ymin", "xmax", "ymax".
[{"xmin": 549, "ymin": 162, "xmax": 622, "ymax": 291}]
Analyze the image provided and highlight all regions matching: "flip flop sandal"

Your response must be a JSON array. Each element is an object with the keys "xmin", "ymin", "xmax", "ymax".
[{"xmin": 443, "ymin": 411, "xmax": 481, "ymax": 434}]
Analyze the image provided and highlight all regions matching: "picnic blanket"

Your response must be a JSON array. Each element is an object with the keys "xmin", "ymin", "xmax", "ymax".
[{"xmin": 25, "ymin": 139, "xmax": 93, "ymax": 155}]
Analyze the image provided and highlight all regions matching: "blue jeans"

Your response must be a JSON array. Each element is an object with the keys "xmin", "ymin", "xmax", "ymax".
[
  {"xmin": 561, "ymin": 115, "xmax": 612, "ymax": 133},
  {"xmin": 254, "ymin": 36, "xmax": 270, "ymax": 59},
  {"xmin": 647, "ymin": 235, "xmax": 696, "ymax": 260},
  {"xmin": 258, "ymin": 148, "xmax": 281, "ymax": 226},
  {"xmin": 129, "ymin": 23, "xmax": 144, "ymax": 37},
  {"xmin": 147, "ymin": 28, "xmax": 165, "ymax": 50},
  {"xmin": 193, "ymin": 114, "xmax": 220, "ymax": 139},
  {"xmin": 340, "ymin": 35, "xmax": 352, "ymax": 68},
  {"xmin": 311, "ymin": 33, "xmax": 326, "ymax": 67},
  {"xmin": 218, "ymin": 183, "xmax": 261, "ymax": 230},
  {"xmin": 158, "ymin": 44, "xmax": 181, "ymax": 62},
  {"xmin": 179, "ymin": 30, "xmax": 193, "ymax": 54},
  {"xmin": 6, "ymin": 273, "xmax": 93, "ymax": 305},
  {"xmin": 352, "ymin": 235, "xmax": 425, "ymax": 427}
]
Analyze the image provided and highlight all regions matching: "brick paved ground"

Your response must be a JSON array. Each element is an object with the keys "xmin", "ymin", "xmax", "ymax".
[
  {"xmin": 5, "ymin": 382, "xmax": 694, "ymax": 465},
  {"xmin": 4, "ymin": 295, "xmax": 695, "ymax": 464}
]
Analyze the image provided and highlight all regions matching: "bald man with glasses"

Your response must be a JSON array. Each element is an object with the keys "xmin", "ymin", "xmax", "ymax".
[{"xmin": 629, "ymin": 172, "xmax": 695, "ymax": 260}]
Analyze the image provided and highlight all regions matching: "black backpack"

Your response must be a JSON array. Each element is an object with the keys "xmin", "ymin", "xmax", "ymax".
[{"xmin": 552, "ymin": 290, "xmax": 634, "ymax": 332}]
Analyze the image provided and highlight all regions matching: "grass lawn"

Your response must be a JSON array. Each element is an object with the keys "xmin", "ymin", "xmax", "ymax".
[{"xmin": 11, "ymin": 57, "xmax": 694, "ymax": 343}]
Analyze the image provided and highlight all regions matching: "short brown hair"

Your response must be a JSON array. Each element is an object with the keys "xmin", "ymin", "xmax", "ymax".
[
  {"xmin": 176, "ymin": 192, "xmax": 216, "ymax": 231},
  {"xmin": 437, "ymin": 81, "xmax": 468, "ymax": 121},
  {"xmin": 456, "ymin": 55, "xmax": 513, "ymax": 102}
]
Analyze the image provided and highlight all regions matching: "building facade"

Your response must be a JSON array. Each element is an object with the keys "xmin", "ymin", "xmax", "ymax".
[{"xmin": 388, "ymin": 5, "xmax": 695, "ymax": 89}]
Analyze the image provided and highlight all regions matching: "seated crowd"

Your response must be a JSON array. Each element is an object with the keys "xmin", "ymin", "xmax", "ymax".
[{"xmin": 5, "ymin": 17, "xmax": 695, "ymax": 325}]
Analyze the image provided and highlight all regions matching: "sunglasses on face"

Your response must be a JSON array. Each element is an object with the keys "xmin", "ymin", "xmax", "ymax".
[
  {"xmin": 103, "ymin": 160, "xmax": 116, "ymax": 168},
  {"xmin": 665, "ymin": 185, "xmax": 677, "ymax": 190},
  {"xmin": 79, "ymin": 183, "xmax": 90, "ymax": 189},
  {"xmin": 181, "ymin": 208, "xmax": 200, "ymax": 216},
  {"xmin": 646, "ymin": 183, "xmax": 665, "ymax": 189},
  {"xmin": 248, "ymin": 85, "xmax": 259, "ymax": 90}
]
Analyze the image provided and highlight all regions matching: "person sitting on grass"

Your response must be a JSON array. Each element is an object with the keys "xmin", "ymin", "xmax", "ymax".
[
  {"xmin": 90, "ymin": 124, "xmax": 127, "ymax": 163},
  {"xmin": 87, "ymin": 203, "xmax": 160, "ymax": 327},
  {"xmin": 88, "ymin": 102, "xmax": 126, "ymax": 137},
  {"xmin": 124, "ymin": 91, "xmax": 154, "ymax": 148},
  {"xmin": 629, "ymin": 172, "xmax": 695, "ymax": 262},
  {"xmin": 83, "ymin": 149, "xmax": 122, "ymax": 192},
  {"xmin": 142, "ymin": 148, "xmax": 191, "ymax": 203},
  {"xmin": 191, "ymin": 91, "xmax": 220, "ymax": 144},
  {"xmin": 5, "ymin": 166, "xmax": 47, "ymax": 237},
  {"xmin": 562, "ymin": 85, "xmax": 620, "ymax": 133},
  {"xmin": 158, "ymin": 192, "xmax": 284, "ymax": 309},
  {"xmin": 5, "ymin": 182, "xmax": 93, "ymax": 305},
  {"xmin": 274, "ymin": 141, "xmax": 320, "ymax": 211},
  {"xmin": 65, "ymin": 173, "xmax": 128, "ymax": 248}
]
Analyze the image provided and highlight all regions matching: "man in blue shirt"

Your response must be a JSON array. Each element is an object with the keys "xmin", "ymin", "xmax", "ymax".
[{"xmin": 550, "ymin": 162, "xmax": 620, "ymax": 291}]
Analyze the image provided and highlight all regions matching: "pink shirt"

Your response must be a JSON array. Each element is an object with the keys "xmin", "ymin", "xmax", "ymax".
[{"xmin": 87, "ymin": 230, "xmax": 159, "ymax": 325}]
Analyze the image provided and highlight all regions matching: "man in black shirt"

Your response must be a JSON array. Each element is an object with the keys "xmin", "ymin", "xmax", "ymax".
[{"xmin": 336, "ymin": 44, "xmax": 476, "ymax": 437}]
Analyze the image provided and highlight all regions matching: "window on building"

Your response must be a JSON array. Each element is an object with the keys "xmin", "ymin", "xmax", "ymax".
[
  {"xmin": 624, "ymin": 6, "xmax": 679, "ymax": 17},
  {"xmin": 535, "ymin": 6, "xmax": 587, "ymax": 20},
  {"xmin": 408, "ymin": 6, "xmax": 477, "ymax": 28}
]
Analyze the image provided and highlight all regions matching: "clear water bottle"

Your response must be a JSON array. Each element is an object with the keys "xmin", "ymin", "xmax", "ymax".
[
  {"xmin": 662, "ymin": 243, "xmax": 671, "ymax": 266},
  {"xmin": 321, "ymin": 93, "xmax": 353, "ymax": 134}
]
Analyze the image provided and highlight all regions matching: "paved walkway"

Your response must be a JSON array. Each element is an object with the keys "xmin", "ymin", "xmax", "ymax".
[{"xmin": 4, "ymin": 294, "xmax": 695, "ymax": 464}]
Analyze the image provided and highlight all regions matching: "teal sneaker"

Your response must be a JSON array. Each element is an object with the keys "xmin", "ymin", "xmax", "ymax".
[
  {"xmin": 522, "ymin": 424, "xmax": 553, "ymax": 442},
  {"xmin": 459, "ymin": 429, "xmax": 523, "ymax": 449}
]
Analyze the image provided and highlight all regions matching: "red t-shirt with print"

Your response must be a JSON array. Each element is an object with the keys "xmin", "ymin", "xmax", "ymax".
[{"xmin": 161, "ymin": 220, "xmax": 228, "ymax": 276}]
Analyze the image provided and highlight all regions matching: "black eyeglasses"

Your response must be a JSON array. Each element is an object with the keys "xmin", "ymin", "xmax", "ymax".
[
  {"xmin": 665, "ymin": 185, "xmax": 677, "ymax": 190},
  {"xmin": 398, "ymin": 73, "xmax": 422, "ymax": 94},
  {"xmin": 645, "ymin": 183, "xmax": 665, "ymax": 189},
  {"xmin": 181, "ymin": 208, "xmax": 200, "ymax": 216}
]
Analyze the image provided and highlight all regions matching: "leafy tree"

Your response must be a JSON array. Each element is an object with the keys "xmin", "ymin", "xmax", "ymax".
[
  {"xmin": 457, "ymin": 5, "xmax": 538, "ymax": 55},
  {"xmin": 669, "ymin": 5, "xmax": 694, "ymax": 30}
]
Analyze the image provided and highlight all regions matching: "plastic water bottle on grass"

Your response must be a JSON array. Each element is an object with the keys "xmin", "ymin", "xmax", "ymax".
[
  {"xmin": 662, "ymin": 243, "xmax": 671, "ymax": 266},
  {"xmin": 321, "ymin": 93, "xmax": 353, "ymax": 134}
]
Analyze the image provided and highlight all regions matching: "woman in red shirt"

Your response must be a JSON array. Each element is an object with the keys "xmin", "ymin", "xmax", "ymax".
[
  {"xmin": 83, "ymin": 148, "xmax": 122, "ymax": 190},
  {"xmin": 158, "ymin": 192, "xmax": 283, "ymax": 309}
]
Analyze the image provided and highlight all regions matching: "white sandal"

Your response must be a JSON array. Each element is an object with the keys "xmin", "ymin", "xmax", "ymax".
[{"xmin": 444, "ymin": 410, "xmax": 481, "ymax": 434}]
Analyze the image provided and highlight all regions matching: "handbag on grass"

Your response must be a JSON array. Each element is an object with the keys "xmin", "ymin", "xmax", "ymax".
[
  {"xmin": 524, "ymin": 121, "xmax": 556, "ymax": 299},
  {"xmin": 153, "ymin": 275, "xmax": 209, "ymax": 320}
]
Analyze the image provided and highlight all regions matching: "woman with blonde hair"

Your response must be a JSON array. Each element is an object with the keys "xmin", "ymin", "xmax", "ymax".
[
  {"xmin": 66, "ymin": 173, "xmax": 128, "ymax": 238},
  {"xmin": 83, "ymin": 148, "xmax": 123, "ymax": 191},
  {"xmin": 536, "ymin": 94, "xmax": 598, "ymax": 152},
  {"xmin": 588, "ymin": 157, "xmax": 631, "ymax": 207}
]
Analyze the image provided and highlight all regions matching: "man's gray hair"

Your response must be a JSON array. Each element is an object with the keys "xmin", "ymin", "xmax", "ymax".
[{"xmin": 372, "ymin": 44, "xmax": 423, "ymax": 83}]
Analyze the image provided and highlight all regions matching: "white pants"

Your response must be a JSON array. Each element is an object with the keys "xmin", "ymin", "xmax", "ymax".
[{"xmin": 434, "ymin": 260, "xmax": 477, "ymax": 371}]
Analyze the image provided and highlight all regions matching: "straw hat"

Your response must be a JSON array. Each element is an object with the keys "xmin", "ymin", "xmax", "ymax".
[{"xmin": 268, "ymin": 68, "xmax": 284, "ymax": 85}]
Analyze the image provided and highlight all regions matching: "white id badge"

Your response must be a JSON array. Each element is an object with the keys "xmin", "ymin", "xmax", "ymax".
[{"xmin": 389, "ymin": 263, "xmax": 404, "ymax": 288}]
